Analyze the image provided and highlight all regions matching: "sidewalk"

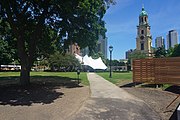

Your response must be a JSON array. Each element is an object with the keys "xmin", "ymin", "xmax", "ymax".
[
  {"xmin": 89, "ymin": 73, "xmax": 138, "ymax": 100},
  {"xmin": 71, "ymin": 73, "xmax": 160, "ymax": 120}
]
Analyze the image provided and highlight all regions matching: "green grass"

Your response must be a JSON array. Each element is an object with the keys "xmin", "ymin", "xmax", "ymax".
[
  {"xmin": 31, "ymin": 72, "xmax": 89, "ymax": 86},
  {"xmin": 0, "ymin": 72, "xmax": 20, "ymax": 76},
  {"xmin": 161, "ymin": 84, "xmax": 172, "ymax": 90},
  {"xmin": 97, "ymin": 72, "xmax": 132, "ymax": 85},
  {"xmin": 0, "ymin": 72, "xmax": 89, "ymax": 86},
  {"xmin": 97, "ymin": 72, "xmax": 174, "ymax": 90}
]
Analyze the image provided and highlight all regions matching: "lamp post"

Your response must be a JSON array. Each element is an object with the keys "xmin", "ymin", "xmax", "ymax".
[
  {"xmin": 77, "ymin": 68, "xmax": 81, "ymax": 84},
  {"xmin": 109, "ymin": 45, "xmax": 113, "ymax": 78},
  {"xmin": 12, "ymin": 59, "xmax": 15, "ymax": 70}
]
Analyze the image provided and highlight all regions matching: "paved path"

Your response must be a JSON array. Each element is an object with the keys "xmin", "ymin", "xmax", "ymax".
[{"xmin": 71, "ymin": 73, "xmax": 160, "ymax": 120}]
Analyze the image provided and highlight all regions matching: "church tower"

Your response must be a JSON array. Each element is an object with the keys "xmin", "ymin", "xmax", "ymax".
[{"xmin": 136, "ymin": 6, "xmax": 152, "ymax": 56}]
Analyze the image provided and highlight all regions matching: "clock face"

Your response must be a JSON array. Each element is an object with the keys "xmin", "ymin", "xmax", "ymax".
[{"xmin": 140, "ymin": 36, "xmax": 144, "ymax": 40}]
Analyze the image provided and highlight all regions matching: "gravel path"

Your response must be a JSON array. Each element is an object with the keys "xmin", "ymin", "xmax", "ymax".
[{"xmin": 123, "ymin": 87, "xmax": 180, "ymax": 120}]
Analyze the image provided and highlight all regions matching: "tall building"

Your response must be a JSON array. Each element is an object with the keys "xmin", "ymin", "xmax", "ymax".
[
  {"xmin": 97, "ymin": 35, "xmax": 107, "ymax": 59},
  {"xmin": 80, "ymin": 35, "xmax": 107, "ymax": 59},
  {"xmin": 67, "ymin": 43, "xmax": 81, "ymax": 55},
  {"xmin": 125, "ymin": 49, "xmax": 134, "ymax": 59},
  {"xmin": 81, "ymin": 47, "xmax": 89, "ymax": 56},
  {"xmin": 155, "ymin": 36, "xmax": 165, "ymax": 48},
  {"xmin": 136, "ymin": 6, "xmax": 152, "ymax": 56},
  {"xmin": 166, "ymin": 30, "xmax": 179, "ymax": 49}
]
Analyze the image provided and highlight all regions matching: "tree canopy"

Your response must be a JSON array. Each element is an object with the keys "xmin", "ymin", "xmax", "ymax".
[
  {"xmin": 0, "ymin": 39, "xmax": 13, "ymax": 65},
  {"xmin": 154, "ymin": 44, "xmax": 180, "ymax": 58},
  {"xmin": 106, "ymin": 59, "xmax": 125, "ymax": 66},
  {"xmin": 171, "ymin": 44, "xmax": 180, "ymax": 57},
  {"xmin": 0, "ymin": 0, "xmax": 113, "ymax": 85},
  {"xmin": 154, "ymin": 47, "xmax": 166, "ymax": 58},
  {"xmin": 48, "ymin": 52, "xmax": 80, "ymax": 72},
  {"xmin": 128, "ymin": 51, "xmax": 148, "ymax": 60}
]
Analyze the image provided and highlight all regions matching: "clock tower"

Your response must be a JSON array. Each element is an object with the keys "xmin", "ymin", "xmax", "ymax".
[{"xmin": 136, "ymin": 6, "xmax": 152, "ymax": 56}]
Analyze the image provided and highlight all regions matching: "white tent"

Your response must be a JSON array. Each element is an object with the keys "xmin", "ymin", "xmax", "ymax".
[
  {"xmin": 75, "ymin": 54, "xmax": 83, "ymax": 63},
  {"xmin": 75, "ymin": 54, "xmax": 107, "ymax": 70}
]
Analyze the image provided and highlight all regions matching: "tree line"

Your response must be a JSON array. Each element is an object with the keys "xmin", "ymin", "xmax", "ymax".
[{"xmin": 154, "ymin": 44, "xmax": 180, "ymax": 58}]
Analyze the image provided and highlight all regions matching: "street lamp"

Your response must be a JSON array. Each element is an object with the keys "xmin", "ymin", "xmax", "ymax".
[
  {"xmin": 109, "ymin": 45, "xmax": 113, "ymax": 78},
  {"xmin": 77, "ymin": 68, "xmax": 81, "ymax": 84}
]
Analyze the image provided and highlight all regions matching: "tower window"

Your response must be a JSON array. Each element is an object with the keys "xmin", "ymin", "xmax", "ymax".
[
  {"xmin": 145, "ymin": 17, "xmax": 147, "ymax": 22},
  {"xmin": 141, "ymin": 17, "xmax": 143, "ymax": 22},
  {"xmin": 141, "ymin": 30, "xmax": 144, "ymax": 34},
  {"xmin": 141, "ymin": 43, "xmax": 144, "ymax": 50}
]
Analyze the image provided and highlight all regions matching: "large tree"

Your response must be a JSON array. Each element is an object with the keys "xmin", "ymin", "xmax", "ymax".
[
  {"xmin": 171, "ymin": 44, "xmax": 180, "ymax": 57},
  {"xmin": 0, "ymin": 0, "xmax": 113, "ymax": 85}
]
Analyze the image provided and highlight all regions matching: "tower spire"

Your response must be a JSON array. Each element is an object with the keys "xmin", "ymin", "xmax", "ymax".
[
  {"xmin": 141, "ymin": 0, "xmax": 144, "ymax": 10},
  {"xmin": 139, "ymin": 4, "xmax": 148, "ymax": 16}
]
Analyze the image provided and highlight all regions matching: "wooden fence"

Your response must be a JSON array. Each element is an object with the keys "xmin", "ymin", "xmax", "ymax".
[{"xmin": 133, "ymin": 57, "xmax": 180, "ymax": 85}]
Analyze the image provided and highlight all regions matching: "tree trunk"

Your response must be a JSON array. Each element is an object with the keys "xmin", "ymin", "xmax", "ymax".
[{"xmin": 20, "ymin": 66, "xmax": 30, "ymax": 85}]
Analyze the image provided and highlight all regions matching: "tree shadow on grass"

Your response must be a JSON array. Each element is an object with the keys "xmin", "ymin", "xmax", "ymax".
[
  {"xmin": 31, "ymin": 76, "xmax": 83, "ymax": 88},
  {"xmin": 0, "ymin": 76, "xmax": 82, "ymax": 106}
]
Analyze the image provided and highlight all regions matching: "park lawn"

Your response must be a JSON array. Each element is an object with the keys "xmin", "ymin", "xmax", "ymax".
[
  {"xmin": 0, "ymin": 72, "xmax": 20, "ymax": 76},
  {"xmin": 0, "ymin": 72, "xmax": 89, "ymax": 86},
  {"xmin": 97, "ymin": 72, "xmax": 132, "ymax": 85}
]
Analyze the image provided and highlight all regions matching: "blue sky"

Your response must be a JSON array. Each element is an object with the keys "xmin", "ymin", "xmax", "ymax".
[{"xmin": 103, "ymin": 0, "xmax": 180, "ymax": 59}]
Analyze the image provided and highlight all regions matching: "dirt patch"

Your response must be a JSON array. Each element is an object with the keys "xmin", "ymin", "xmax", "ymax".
[
  {"xmin": 0, "ymin": 83, "xmax": 90, "ymax": 120},
  {"xmin": 122, "ymin": 86, "xmax": 180, "ymax": 120}
]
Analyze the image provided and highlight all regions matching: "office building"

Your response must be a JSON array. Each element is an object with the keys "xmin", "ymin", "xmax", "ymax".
[
  {"xmin": 67, "ymin": 43, "xmax": 81, "ymax": 55},
  {"xmin": 167, "ymin": 30, "xmax": 179, "ymax": 49},
  {"xmin": 97, "ymin": 35, "xmax": 107, "ymax": 59},
  {"xmin": 81, "ymin": 47, "xmax": 89, "ymax": 56},
  {"xmin": 80, "ymin": 35, "xmax": 107, "ymax": 59},
  {"xmin": 155, "ymin": 36, "xmax": 165, "ymax": 48},
  {"xmin": 125, "ymin": 49, "xmax": 134, "ymax": 59}
]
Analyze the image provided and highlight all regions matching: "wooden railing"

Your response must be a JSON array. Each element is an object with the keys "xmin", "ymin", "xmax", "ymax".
[{"xmin": 133, "ymin": 57, "xmax": 180, "ymax": 85}]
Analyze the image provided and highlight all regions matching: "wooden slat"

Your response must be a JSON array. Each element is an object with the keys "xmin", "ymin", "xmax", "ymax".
[{"xmin": 133, "ymin": 57, "xmax": 180, "ymax": 85}]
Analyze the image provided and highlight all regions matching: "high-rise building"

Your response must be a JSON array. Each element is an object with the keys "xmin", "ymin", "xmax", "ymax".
[
  {"xmin": 67, "ymin": 43, "xmax": 81, "ymax": 55},
  {"xmin": 166, "ymin": 30, "xmax": 179, "ymax": 49},
  {"xmin": 97, "ymin": 35, "xmax": 107, "ymax": 59},
  {"xmin": 155, "ymin": 36, "xmax": 165, "ymax": 48},
  {"xmin": 80, "ymin": 35, "xmax": 107, "ymax": 59},
  {"xmin": 125, "ymin": 49, "xmax": 134, "ymax": 59},
  {"xmin": 81, "ymin": 47, "xmax": 89, "ymax": 56},
  {"xmin": 136, "ymin": 6, "xmax": 153, "ymax": 56}
]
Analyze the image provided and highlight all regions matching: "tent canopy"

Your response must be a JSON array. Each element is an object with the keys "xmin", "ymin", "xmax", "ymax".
[{"xmin": 75, "ymin": 54, "xmax": 107, "ymax": 70}]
